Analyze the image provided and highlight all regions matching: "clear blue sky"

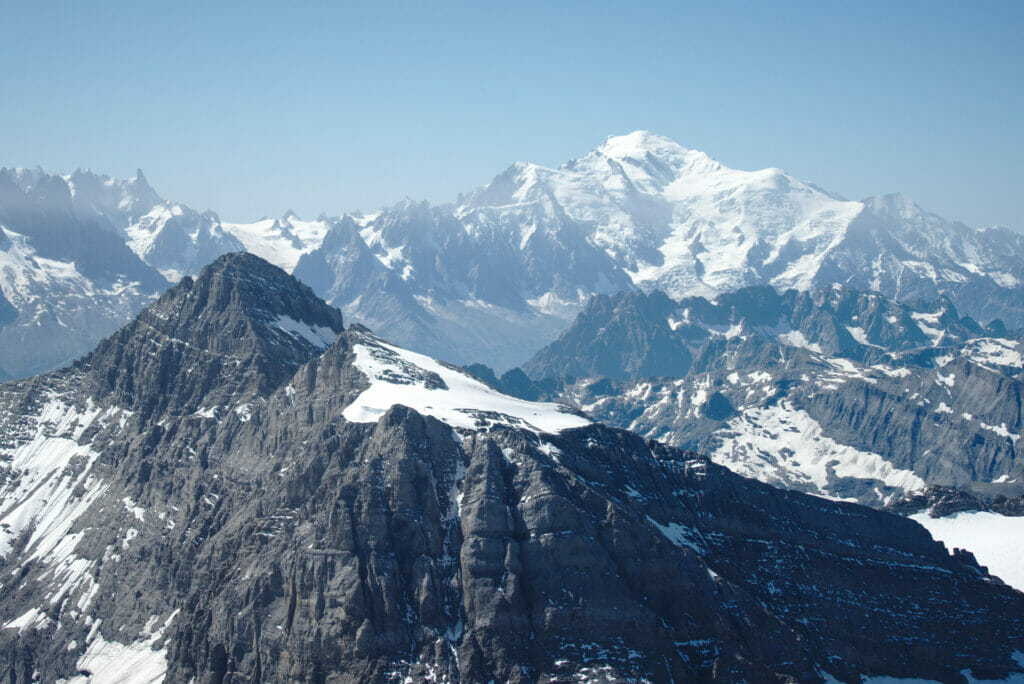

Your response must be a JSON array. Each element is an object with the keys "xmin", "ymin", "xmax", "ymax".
[{"xmin": 2, "ymin": 1, "xmax": 1021, "ymax": 228}]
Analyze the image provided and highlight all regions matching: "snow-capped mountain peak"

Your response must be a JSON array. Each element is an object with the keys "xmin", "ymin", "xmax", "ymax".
[
  {"xmin": 454, "ymin": 131, "xmax": 864, "ymax": 304},
  {"xmin": 591, "ymin": 129, "xmax": 721, "ymax": 176},
  {"xmin": 290, "ymin": 131, "xmax": 1024, "ymax": 370}
]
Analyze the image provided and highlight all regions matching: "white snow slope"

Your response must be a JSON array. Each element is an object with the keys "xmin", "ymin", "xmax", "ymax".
[
  {"xmin": 221, "ymin": 213, "xmax": 331, "ymax": 272},
  {"xmin": 343, "ymin": 331, "xmax": 590, "ymax": 434},
  {"xmin": 712, "ymin": 400, "xmax": 926, "ymax": 501},
  {"xmin": 0, "ymin": 384, "xmax": 175, "ymax": 683},
  {"xmin": 910, "ymin": 511, "xmax": 1024, "ymax": 593}
]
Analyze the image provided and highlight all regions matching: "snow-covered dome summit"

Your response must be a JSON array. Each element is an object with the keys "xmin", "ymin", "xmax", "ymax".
[{"xmin": 591, "ymin": 130, "xmax": 721, "ymax": 174}]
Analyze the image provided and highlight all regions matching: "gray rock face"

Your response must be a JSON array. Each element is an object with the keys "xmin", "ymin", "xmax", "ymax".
[
  {"xmin": 520, "ymin": 290, "xmax": 692, "ymax": 381},
  {"xmin": 524, "ymin": 284, "xmax": 1002, "ymax": 382},
  {"xmin": 80, "ymin": 251, "xmax": 345, "ymax": 422},
  {"xmin": 1, "ymin": 254, "xmax": 1023, "ymax": 682}
]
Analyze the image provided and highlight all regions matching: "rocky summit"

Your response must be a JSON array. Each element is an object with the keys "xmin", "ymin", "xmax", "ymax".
[{"xmin": 1, "ymin": 254, "xmax": 1023, "ymax": 682}]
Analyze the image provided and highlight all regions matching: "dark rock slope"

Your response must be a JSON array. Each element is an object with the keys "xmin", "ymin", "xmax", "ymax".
[{"xmin": 1, "ymin": 254, "xmax": 1023, "ymax": 683}]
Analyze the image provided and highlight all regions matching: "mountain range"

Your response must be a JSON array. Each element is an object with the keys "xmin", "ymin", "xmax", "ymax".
[
  {"xmin": 0, "ymin": 168, "xmax": 169, "ymax": 379},
  {"xmin": 4, "ymin": 135, "xmax": 1024, "ymax": 677},
  {"xmin": 2, "ymin": 254, "xmax": 1023, "ymax": 682},
  {"xmin": 3, "ymin": 131, "xmax": 1024, "ymax": 380},
  {"xmin": 513, "ymin": 282, "xmax": 1023, "ymax": 500},
  {"xmin": 296, "ymin": 131, "xmax": 1024, "ymax": 370}
]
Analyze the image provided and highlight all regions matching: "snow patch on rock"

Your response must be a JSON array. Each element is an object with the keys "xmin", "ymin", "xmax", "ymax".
[
  {"xmin": 272, "ymin": 314, "xmax": 338, "ymax": 350},
  {"xmin": 58, "ymin": 610, "xmax": 180, "ymax": 684},
  {"xmin": 712, "ymin": 400, "xmax": 925, "ymax": 504}
]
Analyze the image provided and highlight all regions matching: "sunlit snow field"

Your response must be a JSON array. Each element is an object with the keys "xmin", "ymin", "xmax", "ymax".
[{"xmin": 910, "ymin": 511, "xmax": 1024, "ymax": 593}]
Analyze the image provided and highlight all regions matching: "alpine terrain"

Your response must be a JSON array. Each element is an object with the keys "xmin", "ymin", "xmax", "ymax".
[
  {"xmin": 0, "ymin": 167, "xmax": 333, "ymax": 381},
  {"xmin": 296, "ymin": 131, "xmax": 1024, "ymax": 369},
  {"xmin": 1, "ymin": 254, "xmax": 1023, "ymax": 682},
  {"xmin": 471, "ymin": 284, "xmax": 1024, "ymax": 588},
  {"xmin": 4, "ymin": 131, "xmax": 1024, "ymax": 378},
  {"xmin": 0, "ymin": 168, "xmax": 170, "ymax": 380}
]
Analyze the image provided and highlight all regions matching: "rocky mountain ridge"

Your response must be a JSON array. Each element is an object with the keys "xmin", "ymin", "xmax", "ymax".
[
  {"xmin": 524, "ymin": 283, "xmax": 1015, "ymax": 382},
  {"xmin": 465, "ymin": 283, "xmax": 1024, "ymax": 590},
  {"xmin": 1, "ymin": 254, "xmax": 1023, "ymax": 682}
]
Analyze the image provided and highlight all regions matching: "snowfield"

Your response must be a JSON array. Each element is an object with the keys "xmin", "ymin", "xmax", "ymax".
[
  {"xmin": 221, "ymin": 214, "xmax": 330, "ymax": 272},
  {"xmin": 910, "ymin": 511, "xmax": 1024, "ymax": 593},
  {"xmin": 343, "ymin": 333, "xmax": 590, "ymax": 434}
]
